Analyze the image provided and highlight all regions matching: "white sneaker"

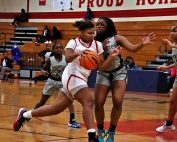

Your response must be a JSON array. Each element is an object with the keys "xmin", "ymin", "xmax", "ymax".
[
  {"xmin": 170, "ymin": 89, "xmax": 172, "ymax": 92},
  {"xmin": 156, "ymin": 123, "xmax": 176, "ymax": 133},
  {"xmin": 44, "ymin": 41, "xmax": 49, "ymax": 44},
  {"xmin": 48, "ymin": 41, "xmax": 52, "ymax": 44}
]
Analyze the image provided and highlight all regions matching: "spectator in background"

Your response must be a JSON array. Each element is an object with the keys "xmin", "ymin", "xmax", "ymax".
[
  {"xmin": 52, "ymin": 26, "xmax": 62, "ymax": 40},
  {"xmin": 84, "ymin": 8, "xmax": 93, "ymax": 21},
  {"xmin": 35, "ymin": 43, "xmax": 52, "ymax": 84},
  {"xmin": 124, "ymin": 56, "xmax": 132, "ymax": 68},
  {"xmin": 10, "ymin": 43, "xmax": 22, "ymax": 65},
  {"xmin": 9, "ymin": 9, "xmax": 28, "ymax": 28},
  {"xmin": 0, "ymin": 51, "xmax": 12, "ymax": 80},
  {"xmin": 127, "ymin": 57, "xmax": 138, "ymax": 70},
  {"xmin": 36, "ymin": 25, "xmax": 52, "ymax": 44}
]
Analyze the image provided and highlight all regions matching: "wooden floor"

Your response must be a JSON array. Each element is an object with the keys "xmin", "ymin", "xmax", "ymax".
[{"xmin": 0, "ymin": 79, "xmax": 176, "ymax": 142}]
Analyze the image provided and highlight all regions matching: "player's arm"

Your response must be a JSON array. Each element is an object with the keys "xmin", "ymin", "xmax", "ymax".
[
  {"xmin": 37, "ymin": 50, "xmax": 45, "ymax": 61},
  {"xmin": 168, "ymin": 63, "xmax": 176, "ymax": 69},
  {"xmin": 97, "ymin": 41, "xmax": 121, "ymax": 72},
  {"xmin": 162, "ymin": 38, "xmax": 177, "ymax": 48},
  {"xmin": 65, "ymin": 39, "xmax": 87, "ymax": 63},
  {"xmin": 157, "ymin": 63, "xmax": 175, "ymax": 71},
  {"xmin": 98, "ymin": 53, "xmax": 114, "ymax": 72},
  {"xmin": 115, "ymin": 33, "xmax": 155, "ymax": 53},
  {"xmin": 41, "ymin": 58, "xmax": 50, "ymax": 76},
  {"xmin": 65, "ymin": 48, "xmax": 80, "ymax": 63}
]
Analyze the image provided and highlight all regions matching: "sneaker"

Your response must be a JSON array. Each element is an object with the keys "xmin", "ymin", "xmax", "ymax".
[
  {"xmin": 48, "ymin": 41, "xmax": 52, "ymax": 44},
  {"xmin": 88, "ymin": 138, "xmax": 99, "ymax": 142},
  {"xmin": 68, "ymin": 121, "xmax": 81, "ymax": 128},
  {"xmin": 156, "ymin": 123, "xmax": 176, "ymax": 133},
  {"xmin": 13, "ymin": 108, "xmax": 27, "ymax": 131},
  {"xmin": 97, "ymin": 129, "xmax": 105, "ymax": 142},
  {"xmin": 88, "ymin": 136, "xmax": 99, "ymax": 142},
  {"xmin": 44, "ymin": 41, "xmax": 49, "ymax": 44},
  {"xmin": 105, "ymin": 130, "xmax": 115, "ymax": 142}
]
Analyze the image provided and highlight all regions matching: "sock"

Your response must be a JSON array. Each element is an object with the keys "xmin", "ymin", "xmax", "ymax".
[
  {"xmin": 87, "ymin": 129, "xmax": 96, "ymax": 141},
  {"xmin": 109, "ymin": 124, "xmax": 116, "ymax": 132},
  {"xmin": 23, "ymin": 110, "xmax": 32, "ymax": 119},
  {"xmin": 97, "ymin": 123, "xmax": 104, "ymax": 130},
  {"xmin": 70, "ymin": 113, "xmax": 75, "ymax": 123},
  {"xmin": 166, "ymin": 120, "xmax": 173, "ymax": 126}
]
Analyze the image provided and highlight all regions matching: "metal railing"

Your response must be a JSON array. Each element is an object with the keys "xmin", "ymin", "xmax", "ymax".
[{"xmin": 20, "ymin": 52, "xmax": 41, "ymax": 70}]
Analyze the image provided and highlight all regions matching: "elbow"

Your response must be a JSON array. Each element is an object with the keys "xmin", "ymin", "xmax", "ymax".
[
  {"xmin": 98, "ymin": 69, "xmax": 104, "ymax": 73},
  {"xmin": 98, "ymin": 67, "xmax": 105, "ymax": 73},
  {"xmin": 65, "ymin": 58, "xmax": 71, "ymax": 63},
  {"xmin": 130, "ymin": 49, "xmax": 137, "ymax": 53},
  {"xmin": 65, "ymin": 59, "xmax": 70, "ymax": 63}
]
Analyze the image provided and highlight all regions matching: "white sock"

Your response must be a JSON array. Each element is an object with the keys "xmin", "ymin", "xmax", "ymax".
[
  {"xmin": 87, "ymin": 129, "xmax": 95, "ymax": 133},
  {"xmin": 23, "ymin": 110, "xmax": 32, "ymax": 118}
]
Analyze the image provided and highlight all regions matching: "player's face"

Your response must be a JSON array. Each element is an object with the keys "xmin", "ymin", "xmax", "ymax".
[
  {"xmin": 129, "ymin": 59, "xmax": 134, "ymax": 64},
  {"xmin": 82, "ymin": 28, "xmax": 95, "ymax": 42},
  {"xmin": 46, "ymin": 44, "xmax": 50, "ymax": 50},
  {"xmin": 54, "ymin": 45, "xmax": 63, "ymax": 54},
  {"xmin": 96, "ymin": 19, "xmax": 107, "ymax": 34},
  {"xmin": 3, "ymin": 53, "xmax": 7, "ymax": 57},
  {"xmin": 170, "ymin": 25, "xmax": 177, "ymax": 40}
]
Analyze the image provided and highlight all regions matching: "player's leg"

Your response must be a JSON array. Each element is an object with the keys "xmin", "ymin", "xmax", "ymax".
[
  {"xmin": 94, "ymin": 72, "xmax": 110, "ymax": 142},
  {"xmin": 156, "ymin": 85, "xmax": 177, "ymax": 133},
  {"xmin": 34, "ymin": 80, "xmax": 55, "ymax": 109},
  {"xmin": 67, "ymin": 103, "xmax": 81, "ymax": 128},
  {"xmin": 13, "ymin": 90, "xmax": 72, "ymax": 132},
  {"xmin": 105, "ymin": 79, "xmax": 126, "ymax": 142},
  {"xmin": 73, "ymin": 86, "xmax": 98, "ymax": 142}
]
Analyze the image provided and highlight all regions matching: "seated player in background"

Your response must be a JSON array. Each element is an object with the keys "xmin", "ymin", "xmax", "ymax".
[{"xmin": 0, "ymin": 51, "xmax": 12, "ymax": 80}]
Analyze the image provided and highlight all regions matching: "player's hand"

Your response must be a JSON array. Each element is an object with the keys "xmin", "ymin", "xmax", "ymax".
[
  {"xmin": 141, "ymin": 32, "xmax": 156, "ymax": 45},
  {"xmin": 102, "ymin": 39, "xmax": 110, "ymax": 49},
  {"xmin": 162, "ymin": 38, "xmax": 173, "ymax": 47},
  {"xmin": 42, "ymin": 70, "xmax": 49, "ymax": 76},
  {"xmin": 76, "ymin": 50, "xmax": 88, "ymax": 57},
  {"xmin": 109, "ymin": 46, "xmax": 122, "ymax": 58},
  {"xmin": 157, "ymin": 65, "xmax": 169, "ymax": 71}
]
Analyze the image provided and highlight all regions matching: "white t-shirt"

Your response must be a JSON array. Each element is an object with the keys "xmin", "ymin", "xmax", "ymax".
[
  {"xmin": 2, "ymin": 59, "xmax": 6, "ymax": 67},
  {"xmin": 65, "ymin": 38, "xmax": 104, "ymax": 78}
]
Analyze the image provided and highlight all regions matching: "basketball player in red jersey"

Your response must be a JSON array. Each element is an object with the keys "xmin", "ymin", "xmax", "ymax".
[{"xmin": 12, "ymin": 20, "xmax": 121, "ymax": 142}]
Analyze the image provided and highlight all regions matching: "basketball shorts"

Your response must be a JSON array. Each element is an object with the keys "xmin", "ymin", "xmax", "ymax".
[
  {"xmin": 96, "ymin": 67, "xmax": 127, "ymax": 86},
  {"xmin": 173, "ymin": 76, "xmax": 177, "ymax": 88},
  {"xmin": 42, "ymin": 78, "xmax": 63, "ymax": 95},
  {"xmin": 61, "ymin": 67, "xmax": 88, "ymax": 102}
]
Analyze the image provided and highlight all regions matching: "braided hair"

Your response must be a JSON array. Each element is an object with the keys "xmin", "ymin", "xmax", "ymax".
[{"xmin": 72, "ymin": 20, "xmax": 94, "ymax": 31}]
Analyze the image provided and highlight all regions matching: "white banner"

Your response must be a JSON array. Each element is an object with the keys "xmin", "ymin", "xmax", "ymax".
[{"xmin": 52, "ymin": 0, "xmax": 72, "ymax": 11}]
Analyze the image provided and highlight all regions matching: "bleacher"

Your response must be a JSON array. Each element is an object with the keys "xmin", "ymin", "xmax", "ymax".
[{"xmin": 0, "ymin": 20, "xmax": 175, "ymax": 78}]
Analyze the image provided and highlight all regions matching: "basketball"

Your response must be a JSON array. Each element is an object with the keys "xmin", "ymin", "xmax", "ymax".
[
  {"xmin": 14, "ymin": 74, "xmax": 18, "ymax": 79},
  {"xmin": 80, "ymin": 50, "xmax": 100, "ymax": 70}
]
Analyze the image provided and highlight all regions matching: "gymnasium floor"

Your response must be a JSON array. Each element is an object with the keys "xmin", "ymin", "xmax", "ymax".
[{"xmin": 0, "ymin": 79, "xmax": 176, "ymax": 142}]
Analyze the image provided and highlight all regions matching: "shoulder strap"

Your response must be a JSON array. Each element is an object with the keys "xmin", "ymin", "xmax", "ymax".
[
  {"xmin": 73, "ymin": 38, "xmax": 77, "ymax": 50},
  {"xmin": 94, "ymin": 40, "xmax": 98, "ymax": 53}
]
